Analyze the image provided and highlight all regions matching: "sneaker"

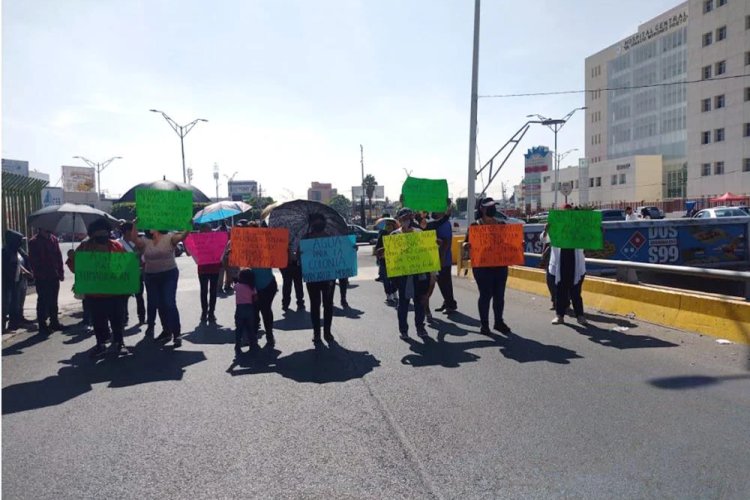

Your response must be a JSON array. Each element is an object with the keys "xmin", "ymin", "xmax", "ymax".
[
  {"xmin": 479, "ymin": 325, "xmax": 492, "ymax": 336},
  {"xmin": 443, "ymin": 306, "xmax": 457, "ymax": 314},
  {"xmin": 551, "ymin": 316, "xmax": 564, "ymax": 325},
  {"xmin": 494, "ymin": 321, "xmax": 511, "ymax": 334},
  {"xmin": 297, "ymin": 302, "xmax": 306, "ymax": 311},
  {"xmin": 425, "ymin": 310, "xmax": 434, "ymax": 322},
  {"xmin": 399, "ymin": 332, "xmax": 409, "ymax": 340},
  {"xmin": 265, "ymin": 337, "xmax": 276, "ymax": 349},
  {"xmin": 49, "ymin": 322, "xmax": 65, "ymax": 332},
  {"xmin": 111, "ymin": 342, "xmax": 129, "ymax": 356},
  {"xmin": 576, "ymin": 315, "xmax": 589, "ymax": 326},
  {"xmin": 434, "ymin": 305, "xmax": 446, "ymax": 312},
  {"xmin": 89, "ymin": 344, "xmax": 106, "ymax": 359},
  {"xmin": 341, "ymin": 300, "xmax": 349, "ymax": 309},
  {"xmin": 417, "ymin": 329, "xmax": 429, "ymax": 338},
  {"xmin": 155, "ymin": 331, "xmax": 171, "ymax": 343},
  {"xmin": 207, "ymin": 314, "xmax": 217, "ymax": 323},
  {"xmin": 172, "ymin": 335, "xmax": 182, "ymax": 348},
  {"xmin": 324, "ymin": 331, "xmax": 334, "ymax": 343}
]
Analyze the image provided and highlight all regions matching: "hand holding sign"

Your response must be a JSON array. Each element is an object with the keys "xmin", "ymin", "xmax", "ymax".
[
  {"xmin": 547, "ymin": 210, "xmax": 603, "ymax": 250},
  {"xmin": 229, "ymin": 227, "xmax": 289, "ymax": 268},
  {"xmin": 401, "ymin": 177, "xmax": 449, "ymax": 212},
  {"xmin": 135, "ymin": 189, "xmax": 193, "ymax": 231},
  {"xmin": 469, "ymin": 224, "xmax": 524, "ymax": 267}
]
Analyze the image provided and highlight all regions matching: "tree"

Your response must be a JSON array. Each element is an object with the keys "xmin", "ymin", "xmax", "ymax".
[
  {"xmin": 328, "ymin": 194, "xmax": 351, "ymax": 221},
  {"xmin": 363, "ymin": 174, "xmax": 378, "ymax": 224}
]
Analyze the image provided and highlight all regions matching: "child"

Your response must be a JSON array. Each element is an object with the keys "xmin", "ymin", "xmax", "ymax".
[{"xmin": 234, "ymin": 268, "xmax": 259, "ymax": 356}]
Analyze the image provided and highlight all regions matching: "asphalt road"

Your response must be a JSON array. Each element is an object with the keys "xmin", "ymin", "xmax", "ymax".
[{"xmin": 3, "ymin": 251, "xmax": 750, "ymax": 499}]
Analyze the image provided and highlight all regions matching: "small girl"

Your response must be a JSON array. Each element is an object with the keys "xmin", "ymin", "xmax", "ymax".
[{"xmin": 234, "ymin": 268, "xmax": 259, "ymax": 356}]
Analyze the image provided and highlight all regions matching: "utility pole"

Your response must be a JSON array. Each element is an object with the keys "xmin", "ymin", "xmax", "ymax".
[
  {"xmin": 72, "ymin": 155, "xmax": 122, "ymax": 200},
  {"xmin": 360, "ymin": 144, "xmax": 366, "ymax": 225},
  {"xmin": 213, "ymin": 163, "xmax": 220, "ymax": 201},
  {"xmin": 466, "ymin": 0, "xmax": 481, "ymax": 225}
]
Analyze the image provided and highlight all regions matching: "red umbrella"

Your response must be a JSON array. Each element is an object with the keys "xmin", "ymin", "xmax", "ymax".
[{"xmin": 710, "ymin": 192, "xmax": 746, "ymax": 203}]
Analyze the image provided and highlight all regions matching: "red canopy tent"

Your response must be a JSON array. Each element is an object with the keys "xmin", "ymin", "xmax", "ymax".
[{"xmin": 710, "ymin": 192, "xmax": 747, "ymax": 204}]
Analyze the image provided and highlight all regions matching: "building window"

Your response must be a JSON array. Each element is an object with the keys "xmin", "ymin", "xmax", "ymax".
[
  {"xmin": 718, "ymin": 0, "xmax": 727, "ymax": 6},
  {"xmin": 744, "ymin": 123, "xmax": 750, "ymax": 137},
  {"xmin": 746, "ymin": 87, "xmax": 750, "ymax": 101},
  {"xmin": 596, "ymin": 177, "xmax": 601, "ymax": 187},
  {"xmin": 704, "ymin": 0, "xmax": 713, "ymax": 13},
  {"xmin": 744, "ymin": 158, "xmax": 750, "ymax": 172},
  {"xmin": 715, "ymin": 128, "xmax": 725, "ymax": 141},
  {"xmin": 702, "ymin": 131, "xmax": 711, "ymax": 144},
  {"xmin": 715, "ymin": 94, "xmax": 725, "ymax": 108},
  {"xmin": 702, "ymin": 65, "xmax": 712, "ymax": 79},
  {"xmin": 702, "ymin": 98, "xmax": 712, "ymax": 112},
  {"xmin": 619, "ymin": 173, "xmax": 626, "ymax": 184},
  {"xmin": 701, "ymin": 163, "xmax": 712, "ymax": 176},
  {"xmin": 715, "ymin": 60, "xmax": 726, "ymax": 75},
  {"xmin": 714, "ymin": 161, "xmax": 725, "ymax": 175},
  {"xmin": 589, "ymin": 178, "xmax": 594, "ymax": 187},
  {"xmin": 611, "ymin": 174, "xmax": 618, "ymax": 185},
  {"xmin": 747, "ymin": 15, "xmax": 750, "ymax": 29},
  {"xmin": 702, "ymin": 32, "xmax": 713, "ymax": 46},
  {"xmin": 716, "ymin": 26, "xmax": 727, "ymax": 41},
  {"xmin": 575, "ymin": 180, "xmax": 579, "ymax": 189},
  {"xmin": 745, "ymin": 51, "xmax": 750, "ymax": 66}
]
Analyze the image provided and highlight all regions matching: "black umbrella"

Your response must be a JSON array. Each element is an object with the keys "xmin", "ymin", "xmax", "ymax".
[
  {"xmin": 268, "ymin": 200, "xmax": 349, "ymax": 251},
  {"xmin": 28, "ymin": 203, "xmax": 118, "ymax": 234},
  {"xmin": 117, "ymin": 178, "xmax": 211, "ymax": 203}
]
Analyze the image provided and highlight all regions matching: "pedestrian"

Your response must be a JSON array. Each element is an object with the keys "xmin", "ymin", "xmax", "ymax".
[
  {"xmin": 196, "ymin": 223, "xmax": 220, "ymax": 323},
  {"xmin": 252, "ymin": 265, "xmax": 278, "ymax": 349},
  {"xmin": 71, "ymin": 219, "xmax": 130, "ymax": 358},
  {"xmin": 126, "ymin": 222, "xmax": 189, "ymax": 347},
  {"xmin": 2, "ymin": 230, "xmax": 32, "ymax": 331},
  {"xmin": 65, "ymin": 249, "xmax": 94, "ymax": 333},
  {"xmin": 300, "ymin": 213, "xmax": 336, "ymax": 344},
  {"xmin": 625, "ymin": 207, "xmax": 639, "ymax": 221},
  {"xmin": 280, "ymin": 248, "xmax": 305, "ymax": 312},
  {"xmin": 427, "ymin": 204, "xmax": 457, "ymax": 315},
  {"xmin": 28, "ymin": 227, "xmax": 65, "ymax": 334},
  {"xmin": 549, "ymin": 209, "xmax": 588, "ymax": 325},
  {"xmin": 234, "ymin": 268, "xmax": 259, "ymax": 356},
  {"xmin": 463, "ymin": 197, "xmax": 512, "ymax": 335},
  {"xmin": 117, "ymin": 222, "xmax": 146, "ymax": 326},
  {"xmin": 375, "ymin": 218, "xmax": 399, "ymax": 305},
  {"xmin": 539, "ymin": 224, "xmax": 556, "ymax": 311},
  {"xmin": 384, "ymin": 207, "xmax": 430, "ymax": 340}
]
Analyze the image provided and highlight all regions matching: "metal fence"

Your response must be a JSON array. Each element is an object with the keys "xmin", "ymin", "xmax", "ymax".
[{"xmin": 2, "ymin": 171, "xmax": 47, "ymax": 241}]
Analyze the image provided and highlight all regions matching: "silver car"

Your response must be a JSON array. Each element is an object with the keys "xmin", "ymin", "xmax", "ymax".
[{"xmin": 692, "ymin": 207, "xmax": 749, "ymax": 218}]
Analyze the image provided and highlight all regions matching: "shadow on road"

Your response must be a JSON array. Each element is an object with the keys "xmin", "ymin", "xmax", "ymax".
[
  {"xmin": 332, "ymin": 306, "xmax": 365, "ymax": 319},
  {"xmin": 570, "ymin": 324, "xmax": 678, "ymax": 350},
  {"xmin": 648, "ymin": 373, "xmax": 750, "ymax": 389},
  {"xmin": 583, "ymin": 312, "xmax": 638, "ymax": 328},
  {"xmin": 182, "ymin": 323, "xmax": 236, "ymax": 345},
  {"xmin": 2, "ymin": 332, "xmax": 50, "ymax": 356},
  {"xmin": 273, "ymin": 309, "xmax": 312, "ymax": 331},
  {"xmin": 227, "ymin": 341, "xmax": 380, "ymax": 384},
  {"xmin": 2, "ymin": 338, "xmax": 207, "ymax": 415},
  {"xmin": 498, "ymin": 331, "xmax": 583, "ymax": 364}
]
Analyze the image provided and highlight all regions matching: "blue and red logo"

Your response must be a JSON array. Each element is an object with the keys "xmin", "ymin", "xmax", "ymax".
[{"xmin": 620, "ymin": 231, "xmax": 646, "ymax": 259}]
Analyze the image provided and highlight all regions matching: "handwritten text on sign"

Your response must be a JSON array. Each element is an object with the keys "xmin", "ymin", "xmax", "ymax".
[
  {"xmin": 74, "ymin": 251, "xmax": 141, "ymax": 295},
  {"xmin": 135, "ymin": 189, "xmax": 193, "ymax": 231},
  {"xmin": 469, "ymin": 224, "xmax": 525, "ymax": 267},
  {"xmin": 401, "ymin": 177, "xmax": 449, "ymax": 212},
  {"xmin": 548, "ymin": 210, "xmax": 603, "ymax": 250},
  {"xmin": 229, "ymin": 227, "xmax": 289, "ymax": 268},
  {"xmin": 384, "ymin": 230, "xmax": 441, "ymax": 278},
  {"xmin": 300, "ymin": 235, "xmax": 357, "ymax": 282},
  {"xmin": 184, "ymin": 231, "xmax": 228, "ymax": 266}
]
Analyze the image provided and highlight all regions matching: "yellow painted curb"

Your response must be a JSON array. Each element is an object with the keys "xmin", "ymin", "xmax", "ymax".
[{"xmin": 483, "ymin": 266, "xmax": 749, "ymax": 345}]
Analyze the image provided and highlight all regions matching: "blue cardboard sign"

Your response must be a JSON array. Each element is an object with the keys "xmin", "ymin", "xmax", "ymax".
[{"xmin": 300, "ymin": 235, "xmax": 358, "ymax": 283}]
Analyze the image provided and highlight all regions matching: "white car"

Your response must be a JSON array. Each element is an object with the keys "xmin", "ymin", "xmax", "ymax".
[{"xmin": 692, "ymin": 207, "xmax": 748, "ymax": 218}]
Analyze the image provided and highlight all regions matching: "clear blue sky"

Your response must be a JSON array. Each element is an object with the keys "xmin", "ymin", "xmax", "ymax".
[{"xmin": 2, "ymin": 0, "xmax": 682, "ymax": 202}]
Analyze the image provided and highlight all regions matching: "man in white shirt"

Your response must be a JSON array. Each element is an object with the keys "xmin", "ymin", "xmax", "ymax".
[{"xmin": 625, "ymin": 207, "xmax": 639, "ymax": 221}]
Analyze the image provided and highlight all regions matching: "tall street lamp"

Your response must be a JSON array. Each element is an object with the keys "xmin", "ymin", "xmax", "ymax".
[
  {"xmin": 149, "ymin": 109, "xmax": 208, "ymax": 184},
  {"xmin": 527, "ymin": 106, "xmax": 586, "ymax": 209},
  {"xmin": 72, "ymin": 155, "xmax": 122, "ymax": 200}
]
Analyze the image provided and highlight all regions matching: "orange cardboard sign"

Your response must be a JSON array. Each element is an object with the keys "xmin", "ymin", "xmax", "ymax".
[
  {"xmin": 228, "ymin": 227, "xmax": 289, "ymax": 268},
  {"xmin": 469, "ymin": 224, "xmax": 524, "ymax": 267}
]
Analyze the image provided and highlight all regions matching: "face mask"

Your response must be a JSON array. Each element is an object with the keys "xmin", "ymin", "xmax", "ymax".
[
  {"xmin": 485, "ymin": 206, "xmax": 497, "ymax": 217},
  {"xmin": 94, "ymin": 235, "xmax": 108, "ymax": 244},
  {"xmin": 311, "ymin": 222, "xmax": 326, "ymax": 232}
]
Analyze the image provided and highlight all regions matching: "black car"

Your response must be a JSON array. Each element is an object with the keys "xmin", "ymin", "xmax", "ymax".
[
  {"xmin": 348, "ymin": 224, "xmax": 379, "ymax": 244},
  {"xmin": 596, "ymin": 209, "xmax": 626, "ymax": 222}
]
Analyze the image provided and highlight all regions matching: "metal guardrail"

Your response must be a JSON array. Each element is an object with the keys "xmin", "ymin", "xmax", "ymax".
[{"xmin": 523, "ymin": 252, "xmax": 750, "ymax": 300}]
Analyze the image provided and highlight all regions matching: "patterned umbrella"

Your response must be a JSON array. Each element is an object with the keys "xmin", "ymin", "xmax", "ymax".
[
  {"xmin": 193, "ymin": 201, "xmax": 252, "ymax": 224},
  {"xmin": 268, "ymin": 200, "xmax": 348, "ymax": 251}
]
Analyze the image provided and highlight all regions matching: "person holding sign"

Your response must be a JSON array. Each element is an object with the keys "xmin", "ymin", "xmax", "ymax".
[
  {"xmin": 70, "ymin": 219, "xmax": 129, "ymax": 359},
  {"xmin": 195, "ymin": 224, "xmax": 222, "ymax": 323},
  {"xmin": 548, "ymin": 205, "xmax": 588, "ymax": 326},
  {"xmin": 126, "ymin": 222, "xmax": 189, "ymax": 347},
  {"xmin": 300, "ymin": 213, "xmax": 336, "ymax": 345},
  {"xmin": 463, "ymin": 197, "xmax": 513, "ymax": 336},
  {"xmin": 382, "ymin": 208, "xmax": 432, "ymax": 340}
]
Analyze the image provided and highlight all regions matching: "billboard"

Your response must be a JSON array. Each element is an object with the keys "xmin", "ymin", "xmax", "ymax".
[
  {"xmin": 41, "ymin": 187, "xmax": 63, "ymax": 207},
  {"xmin": 62, "ymin": 166, "xmax": 96, "ymax": 192},
  {"xmin": 228, "ymin": 180, "xmax": 257, "ymax": 198},
  {"xmin": 2, "ymin": 159, "xmax": 29, "ymax": 177},
  {"xmin": 352, "ymin": 185, "xmax": 385, "ymax": 201}
]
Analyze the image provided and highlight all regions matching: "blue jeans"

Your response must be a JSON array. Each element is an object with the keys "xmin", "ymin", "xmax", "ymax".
[
  {"xmin": 472, "ymin": 266, "xmax": 508, "ymax": 328},
  {"xmin": 145, "ymin": 267, "xmax": 181, "ymax": 335},
  {"xmin": 378, "ymin": 260, "xmax": 395, "ymax": 295},
  {"xmin": 395, "ymin": 275, "xmax": 428, "ymax": 333}
]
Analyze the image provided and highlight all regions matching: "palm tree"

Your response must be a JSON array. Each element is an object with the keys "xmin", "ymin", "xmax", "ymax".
[{"xmin": 363, "ymin": 174, "xmax": 377, "ymax": 224}]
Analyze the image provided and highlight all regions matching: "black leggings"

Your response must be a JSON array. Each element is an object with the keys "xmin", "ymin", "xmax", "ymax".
[
  {"xmin": 198, "ymin": 273, "xmax": 219, "ymax": 315},
  {"xmin": 306, "ymin": 281, "xmax": 334, "ymax": 333},
  {"xmin": 256, "ymin": 280, "xmax": 278, "ymax": 334}
]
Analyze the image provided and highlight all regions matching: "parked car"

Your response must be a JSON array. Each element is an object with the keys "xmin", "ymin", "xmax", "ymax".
[
  {"xmin": 348, "ymin": 224, "xmax": 379, "ymax": 244},
  {"xmin": 635, "ymin": 206, "xmax": 665, "ymax": 219},
  {"xmin": 596, "ymin": 209, "xmax": 626, "ymax": 222},
  {"xmin": 692, "ymin": 207, "xmax": 749, "ymax": 218}
]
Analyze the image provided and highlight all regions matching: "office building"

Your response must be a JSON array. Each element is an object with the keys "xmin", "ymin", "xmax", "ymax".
[{"xmin": 307, "ymin": 182, "xmax": 337, "ymax": 204}]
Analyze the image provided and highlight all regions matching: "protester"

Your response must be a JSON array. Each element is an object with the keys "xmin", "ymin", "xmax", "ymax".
[
  {"xmin": 334, "ymin": 278, "xmax": 350, "ymax": 309},
  {"xmin": 280, "ymin": 247, "xmax": 305, "ymax": 312},
  {"xmin": 252, "ymin": 264, "xmax": 278, "ymax": 349},
  {"xmin": 234, "ymin": 268, "xmax": 259, "ymax": 356},
  {"xmin": 374, "ymin": 219, "xmax": 399, "ymax": 305},
  {"xmin": 300, "ymin": 213, "xmax": 336, "ymax": 344},
  {"xmin": 429, "ymin": 204, "xmax": 457, "ymax": 314},
  {"xmin": 117, "ymin": 222, "xmax": 146, "ymax": 326},
  {"xmin": 539, "ymin": 223, "xmax": 556, "ymax": 311},
  {"xmin": 384, "ymin": 207, "xmax": 430, "ymax": 339},
  {"xmin": 625, "ymin": 207, "xmax": 639, "ymax": 221},
  {"xmin": 196, "ymin": 223, "xmax": 220, "ymax": 323},
  {"xmin": 126, "ymin": 222, "xmax": 188, "ymax": 347},
  {"xmin": 65, "ymin": 249, "xmax": 94, "ymax": 333},
  {"xmin": 2, "ymin": 230, "xmax": 32, "ymax": 331},
  {"xmin": 463, "ymin": 197, "xmax": 512, "ymax": 335},
  {"xmin": 71, "ymin": 219, "xmax": 129, "ymax": 358},
  {"xmin": 549, "ymin": 207, "xmax": 588, "ymax": 325},
  {"xmin": 28, "ymin": 227, "xmax": 65, "ymax": 334}
]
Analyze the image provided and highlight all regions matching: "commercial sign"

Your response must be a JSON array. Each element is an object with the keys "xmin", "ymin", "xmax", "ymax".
[
  {"xmin": 524, "ymin": 165, "xmax": 549, "ymax": 174},
  {"xmin": 622, "ymin": 11, "xmax": 688, "ymax": 51},
  {"xmin": 2, "ymin": 159, "xmax": 29, "ymax": 177},
  {"xmin": 352, "ymin": 185, "xmax": 385, "ymax": 201},
  {"xmin": 41, "ymin": 187, "xmax": 63, "ymax": 207},
  {"xmin": 228, "ymin": 180, "xmax": 257, "ymax": 196},
  {"xmin": 62, "ymin": 166, "xmax": 96, "ymax": 192}
]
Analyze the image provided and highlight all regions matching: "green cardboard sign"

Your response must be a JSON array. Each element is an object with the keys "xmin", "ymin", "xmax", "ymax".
[
  {"xmin": 401, "ymin": 177, "xmax": 449, "ymax": 212},
  {"xmin": 136, "ymin": 189, "xmax": 192, "ymax": 231},
  {"xmin": 547, "ymin": 210, "xmax": 603, "ymax": 250},
  {"xmin": 73, "ymin": 252, "xmax": 141, "ymax": 295}
]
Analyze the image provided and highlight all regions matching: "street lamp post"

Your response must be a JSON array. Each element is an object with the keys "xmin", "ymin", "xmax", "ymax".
[
  {"xmin": 527, "ymin": 107, "xmax": 586, "ymax": 209},
  {"xmin": 72, "ymin": 155, "xmax": 122, "ymax": 200},
  {"xmin": 360, "ymin": 145, "xmax": 366, "ymax": 225},
  {"xmin": 149, "ymin": 109, "xmax": 208, "ymax": 184}
]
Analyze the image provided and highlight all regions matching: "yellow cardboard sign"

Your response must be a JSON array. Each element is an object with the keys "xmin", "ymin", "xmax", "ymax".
[{"xmin": 384, "ymin": 229, "xmax": 441, "ymax": 278}]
